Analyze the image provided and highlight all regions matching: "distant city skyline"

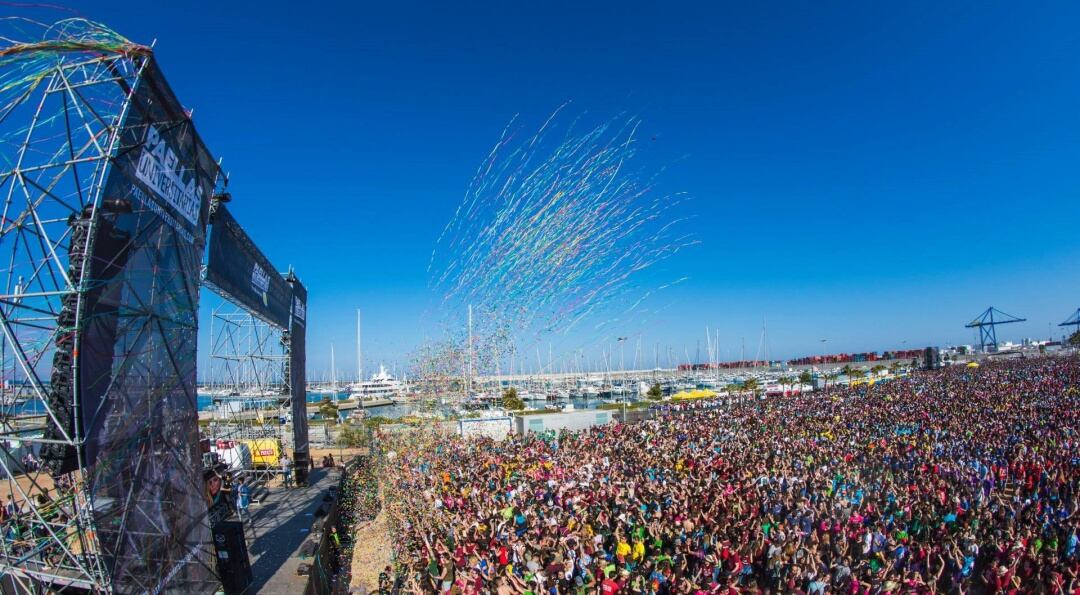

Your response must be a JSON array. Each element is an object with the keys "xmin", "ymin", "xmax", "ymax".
[{"xmin": 36, "ymin": 1, "xmax": 1080, "ymax": 374}]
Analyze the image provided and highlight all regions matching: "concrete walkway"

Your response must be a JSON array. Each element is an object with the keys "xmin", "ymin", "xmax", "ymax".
[{"xmin": 243, "ymin": 467, "xmax": 339, "ymax": 594}]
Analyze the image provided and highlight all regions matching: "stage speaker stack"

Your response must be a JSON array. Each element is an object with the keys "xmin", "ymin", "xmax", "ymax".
[
  {"xmin": 212, "ymin": 521, "xmax": 253, "ymax": 594},
  {"xmin": 924, "ymin": 347, "xmax": 941, "ymax": 370}
]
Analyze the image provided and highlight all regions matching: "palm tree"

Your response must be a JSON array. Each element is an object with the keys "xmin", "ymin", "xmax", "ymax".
[
  {"xmin": 742, "ymin": 377, "xmax": 759, "ymax": 397},
  {"xmin": 847, "ymin": 368, "xmax": 866, "ymax": 385},
  {"xmin": 798, "ymin": 370, "xmax": 813, "ymax": 388},
  {"xmin": 870, "ymin": 364, "xmax": 887, "ymax": 377},
  {"xmin": 888, "ymin": 362, "xmax": 901, "ymax": 375},
  {"xmin": 777, "ymin": 376, "xmax": 793, "ymax": 395},
  {"xmin": 833, "ymin": 371, "xmax": 845, "ymax": 392}
]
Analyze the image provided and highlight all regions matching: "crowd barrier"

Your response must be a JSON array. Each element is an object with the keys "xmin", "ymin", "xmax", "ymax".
[{"xmin": 299, "ymin": 459, "xmax": 360, "ymax": 595}]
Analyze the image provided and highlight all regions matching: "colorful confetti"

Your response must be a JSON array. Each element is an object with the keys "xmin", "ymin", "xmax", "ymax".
[{"xmin": 430, "ymin": 107, "xmax": 697, "ymax": 339}]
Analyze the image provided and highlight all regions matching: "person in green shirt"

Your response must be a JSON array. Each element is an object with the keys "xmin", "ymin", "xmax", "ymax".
[
  {"xmin": 575, "ymin": 567, "xmax": 595, "ymax": 594},
  {"xmin": 426, "ymin": 556, "xmax": 440, "ymax": 589}
]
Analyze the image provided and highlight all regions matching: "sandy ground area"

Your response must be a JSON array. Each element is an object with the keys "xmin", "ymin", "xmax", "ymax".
[
  {"xmin": 349, "ymin": 510, "xmax": 392, "ymax": 592},
  {"xmin": 310, "ymin": 446, "xmax": 370, "ymax": 461},
  {"xmin": 1, "ymin": 470, "xmax": 58, "ymax": 502}
]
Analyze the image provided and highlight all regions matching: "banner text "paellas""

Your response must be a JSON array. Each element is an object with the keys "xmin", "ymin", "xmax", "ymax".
[{"xmin": 135, "ymin": 124, "xmax": 203, "ymax": 226}]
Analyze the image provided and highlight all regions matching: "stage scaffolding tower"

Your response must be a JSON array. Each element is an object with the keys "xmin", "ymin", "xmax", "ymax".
[
  {"xmin": 0, "ymin": 20, "xmax": 209, "ymax": 593},
  {"xmin": 0, "ymin": 19, "xmax": 309, "ymax": 593},
  {"xmin": 203, "ymin": 300, "xmax": 293, "ymax": 446}
]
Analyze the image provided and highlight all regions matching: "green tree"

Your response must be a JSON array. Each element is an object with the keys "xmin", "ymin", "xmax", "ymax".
[
  {"xmin": 337, "ymin": 424, "xmax": 369, "ymax": 448},
  {"xmin": 646, "ymin": 382, "xmax": 663, "ymax": 400},
  {"xmin": 318, "ymin": 396, "xmax": 339, "ymax": 423},
  {"xmin": 502, "ymin": 386, "xmax": 525, "ymax": 411},
  {"xmin": 742, "ymin": 377, "xmax": 759, "ymax": 396},
  {"xmin": 870, "ymin": 364, "xmax": 887, "ymax": 377},
  {"xmin": 888, "ymin": 361, "xmax": 901, "ymax": 375},
  {"xmin": 1069, "ymin": 330, "xmax": 1080, "ymax": 345},
  {"xmin": 798, "ymin": 370, "xmax": 813, "ymax": 388},
  {"xmin": 777, "ymin": 376, "xmax": 793, "ymax": 394}
]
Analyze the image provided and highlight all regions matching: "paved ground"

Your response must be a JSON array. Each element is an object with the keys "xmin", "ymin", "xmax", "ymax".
[{"xmin": 245, "ymin": 466, "xmax": 339, "ymax": 594}]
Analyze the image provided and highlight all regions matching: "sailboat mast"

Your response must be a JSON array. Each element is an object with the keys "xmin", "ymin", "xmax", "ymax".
[
  {"xmin": 362, "ymin": 308, "xmax": 367, "ymax": 384},
  {"xmin": 763, "ymin": 315, "xmax": 769, "ymax": 368},
  {"xmin": 330, "ymin": 342, "xmax": 337, "ymax": 404}
]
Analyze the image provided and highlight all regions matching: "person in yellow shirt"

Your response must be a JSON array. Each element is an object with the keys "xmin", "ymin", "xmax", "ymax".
[{"xmin": 631, "ymin": 538, "xmax": 645, "ymax": 562}]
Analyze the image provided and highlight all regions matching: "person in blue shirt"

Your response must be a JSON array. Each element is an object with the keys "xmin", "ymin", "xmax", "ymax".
[
  {"xmin": 236, "ymin": 478, "xmax": 251, "ymax": 521},
  {"xmin": 514, "ymin": 510, "xmax": 527, "ymax": 537}
]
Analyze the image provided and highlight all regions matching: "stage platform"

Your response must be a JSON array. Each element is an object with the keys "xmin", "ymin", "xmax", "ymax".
[{"xmin": 243, "ymin": 466, "xmax": 341, "ymax": 594}]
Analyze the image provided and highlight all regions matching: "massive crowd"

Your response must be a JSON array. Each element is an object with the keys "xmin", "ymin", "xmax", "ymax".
[{"xmin": 380, "ymin": 356, "xmax": 1079, "ymax": 594}]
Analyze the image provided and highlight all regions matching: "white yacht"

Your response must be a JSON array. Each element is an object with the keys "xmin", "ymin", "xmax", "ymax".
[{"xmin": 348, "ymin": 365, "xmax": 405, "ymax": 401}]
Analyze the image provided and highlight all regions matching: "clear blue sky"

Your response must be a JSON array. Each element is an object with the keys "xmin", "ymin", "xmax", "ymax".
[{"xmin": 42, "ymin": 2, "xmax": 1080, "ymax": 373}]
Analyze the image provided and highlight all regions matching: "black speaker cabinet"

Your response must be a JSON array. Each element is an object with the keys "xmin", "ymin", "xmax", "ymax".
[
  {"xmin": 212, "ymin": 521, "xmax": 253, "ymax": 594},
  {"xmin": 924, "ymin": 346, "xmax": 940, "ymax": 370}
]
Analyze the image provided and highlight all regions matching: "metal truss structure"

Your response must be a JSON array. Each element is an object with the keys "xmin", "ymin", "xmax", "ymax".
[
  {"xmin": 965, "ymin": 307, "xmax": 1026, "ymax": 352},
  {"xmin": 1059, "ymin": 308, "xmax": 1080, "ymax": 342},
  {"xmin": 0, "ymin": 19, "xmax": 308, "ymax": 594},
  {"xmin": 0, "ymin": 27, "xmax": 151, "ymax": 592},
  {"xmin": 202, "ymin": 299, "xmax": 292, "ymax": 446}
]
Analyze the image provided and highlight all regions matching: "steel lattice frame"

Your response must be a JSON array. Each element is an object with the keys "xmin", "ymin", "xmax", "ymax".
[
  {"xmin": 0, "ymin": 20, "xmax": 313, "ymax": 593},
  {"xmin": 0, "ymin": 19, "xmax": 230, "ymax": 593},
  {"xmin": 202, "ymin": 299, "xmax": 292, "ymax": 447},
  {"xmin": 0, "ymin": 20, "xmax": 312, "ymax": 592},
  {"xmin": 0, "ymin": 43, "xmax": 147, "ymax": 592}
]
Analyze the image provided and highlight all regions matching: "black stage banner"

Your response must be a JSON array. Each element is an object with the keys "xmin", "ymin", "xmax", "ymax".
[
  {"xmin": 286, "ymin": 275, "xmax": 310, "ymax": 481},
  {"xmin": 73, "ymin": 57, "xmax": 218, "ymax": 594},
  {"xmin": 205, "ymin": 204, "xmax": 291, "ymax": 329}
]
